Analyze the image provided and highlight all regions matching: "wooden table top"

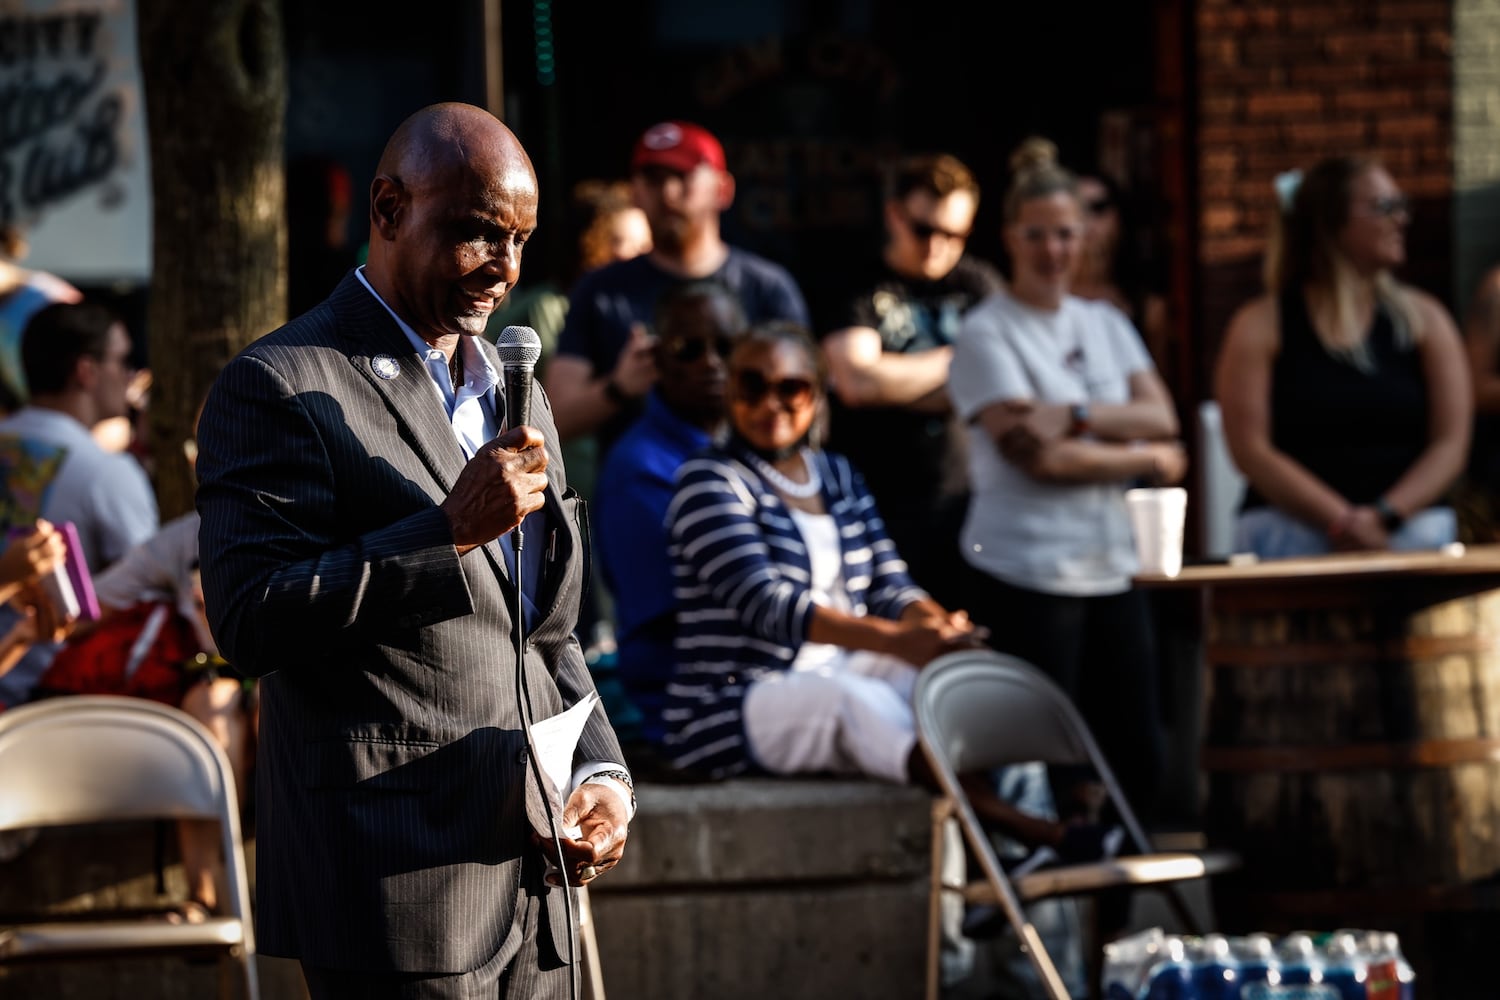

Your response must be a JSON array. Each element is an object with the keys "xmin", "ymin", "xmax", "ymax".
[{"xmin": 1136, "ymin": 543, "xmax": 1500, "ymax": 589}]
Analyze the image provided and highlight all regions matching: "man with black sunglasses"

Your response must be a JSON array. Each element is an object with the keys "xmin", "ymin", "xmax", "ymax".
[
  {"xmin": 594, "ymin": 280, "xmax": 748, "ymax": 764},
  {"xmin": 820, "ymin": 153, "xmax": 1003, "ymax": 606}
]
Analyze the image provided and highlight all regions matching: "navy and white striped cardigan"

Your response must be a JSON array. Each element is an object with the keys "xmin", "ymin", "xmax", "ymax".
[{"xmin": 661, "ymin": 439, "xmax": 928, "ymax": 778}]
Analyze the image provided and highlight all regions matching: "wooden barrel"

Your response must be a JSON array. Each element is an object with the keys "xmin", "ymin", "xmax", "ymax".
[{"xmin": 1200, "ymin": 576, "xmax": 1500, "ymax": 997}]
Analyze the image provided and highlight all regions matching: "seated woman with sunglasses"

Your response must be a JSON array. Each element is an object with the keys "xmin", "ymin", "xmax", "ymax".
[
  {"xmin": 1215, "ymin": 155, "xmax": 1470, "ymax": 559},
  {"xmin": 662, "ymin": 319, "xmax": 1084, "ymax": 854}
]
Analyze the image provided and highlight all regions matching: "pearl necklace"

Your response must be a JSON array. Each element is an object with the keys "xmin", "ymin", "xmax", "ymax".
[{"xmin": 747, "ymin": 448, "xmax": 821, "ymax": 499}]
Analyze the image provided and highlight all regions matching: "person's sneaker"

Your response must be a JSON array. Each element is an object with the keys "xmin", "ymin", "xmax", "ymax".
[{"xmin": 1056, "ymin": 821, "xmax": 1127, "ymax": 865}]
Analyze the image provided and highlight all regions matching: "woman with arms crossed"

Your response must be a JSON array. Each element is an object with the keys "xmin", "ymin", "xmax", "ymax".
[{"xmin": 950, "ymin": 137, "xmax": 1186, "ymax": 827}]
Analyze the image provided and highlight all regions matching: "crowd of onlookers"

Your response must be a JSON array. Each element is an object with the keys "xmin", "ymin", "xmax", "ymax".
[{"xmin": 0, "ymin": 117, "xmax": 1495, "ymax": 950}]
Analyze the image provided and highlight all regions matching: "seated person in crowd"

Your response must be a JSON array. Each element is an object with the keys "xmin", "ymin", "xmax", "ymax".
[
  {"xmin": 0, "ymin": 520, "xmax": 69, "ymax": 679},
  {"xmin": 0, "ymin": 301, "xmax": 159, "ymax": 709},
  {"xmin": 83, "ymin": 508, "xmax": 257, "ymax": 921},
  {"xmin": 31, "ymin": 404, "xmax": 254, "ymax": 921},
  {"xmin": 594, "ymin": 280, "xmax": 747, "ymax": 760},
  {"xmin": 662, "ymin": 320, "xmax": 1090, "ymax": 854},
  {"xmin": 1216, "ymin": 156, "xmax": 1470, "ymax": 558},
  {"xmin": 0, "ymin": 520, "xmax": 71, "ymax": 862}
]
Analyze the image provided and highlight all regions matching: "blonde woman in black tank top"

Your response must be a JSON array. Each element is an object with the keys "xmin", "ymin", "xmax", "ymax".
[{"xmin": 1215, "ymin": 155, "xmax": 1470, "ymax": 559}]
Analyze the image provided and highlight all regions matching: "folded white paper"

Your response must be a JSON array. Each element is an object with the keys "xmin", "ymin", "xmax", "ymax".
[{"xmin": 525, "ymin": 691, "xmax": 599, "ymax": 840}]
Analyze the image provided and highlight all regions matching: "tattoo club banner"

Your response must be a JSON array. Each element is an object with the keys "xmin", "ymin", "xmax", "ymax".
[{"xmin": 0, "ymin": 1, "xmax": 151, "ymax": 283}]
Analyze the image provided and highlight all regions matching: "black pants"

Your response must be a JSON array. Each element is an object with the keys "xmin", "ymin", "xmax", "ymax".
[
  {"xmin": 882, "ymin": 493, "xmax": 971, "ymax": 611},
  {"xmin": 963, "ymin": 573, "xmax": 1166, "ymax": 826}
]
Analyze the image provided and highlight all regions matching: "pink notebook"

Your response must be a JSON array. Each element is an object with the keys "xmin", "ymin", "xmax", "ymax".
[
  {"xmin": 57, "ymin": 521, "xmax": 99, "ymax": 622},
  {"xmin": 8, "ymin": 521, "xmax": 99, "ymax": 622}
]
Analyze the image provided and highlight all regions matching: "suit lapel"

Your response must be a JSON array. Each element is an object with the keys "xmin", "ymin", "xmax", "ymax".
[
  {"xmin": 330, "ymin": 275, "xmax": 525, "ymax": 591},
  {"xmin": 331, "ymin": 275, "xmax": 470, "ymax": 497}
]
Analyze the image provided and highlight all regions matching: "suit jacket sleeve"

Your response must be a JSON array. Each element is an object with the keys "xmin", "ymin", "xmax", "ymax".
[{"xmin": 196, "ymin": 351, "xmax": 474, "ymax": 676}]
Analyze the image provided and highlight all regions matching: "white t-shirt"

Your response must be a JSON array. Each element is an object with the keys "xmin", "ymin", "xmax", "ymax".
[
  {"xmin": 0, "ymin": 406, "xmax": 158, "ymax": 572},
  {"xmin": 948, "ymin": 292, "xmax": 1154, "ymax": 596},
  {"xmin": 0, "ymin": 406, "xmax": 159, "ymax": 707},
  {"xmin": 93, "ymin": 511, "xmax": 215, "ymax": 652}
]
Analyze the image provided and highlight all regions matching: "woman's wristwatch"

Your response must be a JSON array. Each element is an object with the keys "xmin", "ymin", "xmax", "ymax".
[
  {"xmin": 1373, "ymin": 497, "xmax": 1406, "ymax": 533},
  {"xmin": 1068, "ymin": 402, "xmax": 1091, "ymax": 436}
]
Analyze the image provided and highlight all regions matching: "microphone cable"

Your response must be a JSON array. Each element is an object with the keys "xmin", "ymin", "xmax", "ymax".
[{"xmin": 510, "ymin": 520, "xmax": 582, "ymax": 1000}]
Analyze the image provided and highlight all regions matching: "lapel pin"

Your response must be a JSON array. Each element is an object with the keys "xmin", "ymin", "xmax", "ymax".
[{"xmin": 371, "ymin": 354, "xmax": 400, "ymax": 380}]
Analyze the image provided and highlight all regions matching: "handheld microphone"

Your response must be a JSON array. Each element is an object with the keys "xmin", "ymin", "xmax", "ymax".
[
  {"xmin": 496, "ymin": 325, "xmax": 543, "ymax": 435},
  {"xmin": 495, "ymin": 322, "xmax": 581, "ymax": 1000}
]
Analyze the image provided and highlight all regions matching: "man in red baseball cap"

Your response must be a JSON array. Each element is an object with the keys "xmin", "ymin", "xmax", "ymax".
[
  {"xmin": 545, "ymin": 119, "xmax": 808, "ymax": 456},
  {"xmin": 630, "ymin": 121, "xmax": 727, "ymax": 174}
]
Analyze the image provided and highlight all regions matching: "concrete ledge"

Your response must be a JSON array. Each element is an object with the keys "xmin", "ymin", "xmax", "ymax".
[
  {"xmin": 600, "ymin": 776, "xmax": 932, "ymax": 887},
  {"xmin": 590, "ymin": 777, "xmax": 934, "ymax": 1000},
  {"xmin": 1, "ymin": 779, "xmax": 937, "ymax": 1000}
]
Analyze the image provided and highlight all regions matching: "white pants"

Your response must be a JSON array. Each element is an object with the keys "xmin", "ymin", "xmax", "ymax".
[{"xmin": 741, "ymin": 650, "xmax": 918, "ymax": 785}]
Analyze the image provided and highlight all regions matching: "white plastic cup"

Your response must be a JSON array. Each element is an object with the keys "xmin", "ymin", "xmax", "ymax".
[{"xmin": 1125, "ymin": 487, "xmax": 1188, "ymax": 577}]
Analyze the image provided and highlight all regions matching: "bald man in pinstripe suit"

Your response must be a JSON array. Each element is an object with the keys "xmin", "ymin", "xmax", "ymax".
[{"xmin": 196, "ymin": 103, "xmax": 631, "ymax": 998}]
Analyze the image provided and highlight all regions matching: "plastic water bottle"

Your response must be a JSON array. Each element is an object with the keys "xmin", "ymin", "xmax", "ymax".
[
  {"xmin": 1145, "ymin": 936, "xmax": 1199, "ymax": 1000},
  {"xmin": 1321, "ymin": 931, "xmax": 1366, "ymax": 1000},
  {"xmin": 1103, "ymin": 928, "xmax": 1167, "ymax": 999},
  {"xmin": 1232, "ymin": 933, "xmax": 1280, "ymax": 996},
  {"xmin": 1189, "ymin": 934, "xmax": 1239, "ymax": 1000},
  {"xmin": 1275, "ymin": 932, "xmax": 1332, "ymax": 995}
]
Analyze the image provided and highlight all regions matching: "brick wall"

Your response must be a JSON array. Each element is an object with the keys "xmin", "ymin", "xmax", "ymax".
[
  {"xmin": 1194, "ymin": 0, "xmax": 1453, "ymax": 379},
  {"xmin": 1454, "ymin": 0, "xmax": 1500, "ymax": 314}
]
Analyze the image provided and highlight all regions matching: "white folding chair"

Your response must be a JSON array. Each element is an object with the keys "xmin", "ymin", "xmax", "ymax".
[
  {"xmin": 0, "ymin": 695, "xmax": 258, "ymax": 999},
  {"xmin": 915, "ymin": 650, "xmax": 1239, "ymax": 1000}
]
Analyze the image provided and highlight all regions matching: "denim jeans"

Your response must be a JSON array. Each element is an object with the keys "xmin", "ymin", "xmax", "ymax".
[{"xmin": 1234, "ymin": 506, "xmax": 1457, "ymax": 560}]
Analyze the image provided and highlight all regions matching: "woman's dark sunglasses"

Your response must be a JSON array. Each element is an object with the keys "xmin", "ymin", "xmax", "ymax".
[
  {"xmin": 667, "ymin": 335, "xmax": 735, "ymax": 364},
  {"xmin": 734, "ymin": 370, "xmax": 815, "ymax": 408}
]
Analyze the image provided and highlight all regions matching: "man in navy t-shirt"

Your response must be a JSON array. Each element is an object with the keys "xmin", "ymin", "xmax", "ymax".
[{"xmin": 544, "ymin": 120, "xmax": 808, "ymax": 457}]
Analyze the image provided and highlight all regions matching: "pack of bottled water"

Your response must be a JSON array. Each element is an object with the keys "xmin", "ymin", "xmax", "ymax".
[{"xmin": 1103, "ymin": 927, "xmax": 1415, "ymax": 999}]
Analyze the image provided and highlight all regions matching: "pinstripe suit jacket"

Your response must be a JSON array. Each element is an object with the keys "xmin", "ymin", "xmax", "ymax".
[{"xmin": 195, "ymin": 273, "xmax": 622, "ymax": 974}]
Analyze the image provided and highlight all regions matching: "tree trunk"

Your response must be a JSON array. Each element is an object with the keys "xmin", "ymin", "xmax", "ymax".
[{"xmin": 137, "ymin": 0, "xmax": 286, "ymax": 519}]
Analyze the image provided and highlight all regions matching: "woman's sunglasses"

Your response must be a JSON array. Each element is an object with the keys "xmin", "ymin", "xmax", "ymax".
[
  {"xmin": 666, "ymin": 335, "xmax": 735, "ymax": 364},
  {"xmin": 734, "ymin": 370, "xmax": 815, "ymax": 408}
]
